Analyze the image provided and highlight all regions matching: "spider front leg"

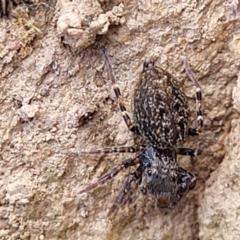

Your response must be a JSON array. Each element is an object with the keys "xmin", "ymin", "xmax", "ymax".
[
  {"xmin": 103, "ymin": 52, "xmax": 139, "ymax": 134},
  {"xmin": 177, "ymin": 147, "xmax": 202, "ymax": 156},
  {"xmin": 108, "ymin": 165, "xmax": 142, "ymax": 216},
  {"xmin": 79, "ymin": 156, "xmax": 140, "ymax": 194},
  {"xmin": 183, "ymin": 57, "xmax": 203, "ymax": 134},
  {"xmin": 170, "ymin": 167, "xmax": 196, "ymax": 207},
  {"xmin": 76, "ymin": 145, "xmax": 146, "ymax": 155}
]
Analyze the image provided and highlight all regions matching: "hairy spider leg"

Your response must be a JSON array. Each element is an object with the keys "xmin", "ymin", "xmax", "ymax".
[
  {"xmin": 103, "ymin": 53, "xmax": 139, "ymax": 133},
  {"xmin": 79, "ymin": 156, "xmax": 140, "ymax": 194},
  {"xmin": 177, "ymin": 167, "xmax": 196, "ymax": 195},
  {"xmin": 177, "ymin": 148, "xmax": 202, "ymax": 156},
  {"xmin": 183, "ymin": 57, "xmax": 203, "ymax": 133},
  {"xmin": 78, "ymin": 145, "xmax": 146, "ymax": 155},
  {"xmin": 168, "ymin": 167, "xmax": 197, "ymax": 208},
  {"xmin": 108, "ymin": 166, "xmax": 142, "ymax": 216}
]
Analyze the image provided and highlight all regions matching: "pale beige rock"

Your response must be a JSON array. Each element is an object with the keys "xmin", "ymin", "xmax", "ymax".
[
  {"xmin": 198, "ymin": 61, "xmax": 240, "ymax": 240},
  {"xmin": 57, "ymin": 0, "xmax": 125, "ymax": 50},
  {"xmin": 0, "ymin": 0, "xmax": 239, "ymax": 240}
]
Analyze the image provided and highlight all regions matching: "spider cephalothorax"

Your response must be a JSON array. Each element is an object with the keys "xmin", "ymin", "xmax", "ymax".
[
  {"xmin": 139, "ymin": 147, "xmax": 179, "ymax": 198},
  {"xmin": 139, "ymin": 146, "xmax": 196, "ymax": 208},
  {"xmin": 79, "ymin": 52, "xmax": 203, "ymax": 216}
]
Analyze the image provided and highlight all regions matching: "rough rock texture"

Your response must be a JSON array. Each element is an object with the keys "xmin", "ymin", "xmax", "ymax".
[
  {"xmin": 0, "ymin": 0, "xmax": 239, "ymax": 239},
  {"xmin": 57, "ymin": 0, "xmax": 125, "ymax": 50}
]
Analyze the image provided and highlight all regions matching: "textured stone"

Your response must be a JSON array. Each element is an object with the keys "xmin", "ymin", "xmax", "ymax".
[{"xmin": 0, "ymin": 0, "xmax": 239, "ymax": 239}]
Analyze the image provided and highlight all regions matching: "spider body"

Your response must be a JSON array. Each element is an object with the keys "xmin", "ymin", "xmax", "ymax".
[
  {"xmin": 133, "ymin": 63, "xmax": 196, "ymax": 207},
  {"xmin": 79, "ymin": 54, "xmax": 203, "ymax": 216}
]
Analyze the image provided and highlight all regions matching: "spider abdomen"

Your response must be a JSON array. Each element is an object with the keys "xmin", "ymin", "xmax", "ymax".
[{"xmin": 134, "ymin": 63, "xmax": 190, "ymax": 149}]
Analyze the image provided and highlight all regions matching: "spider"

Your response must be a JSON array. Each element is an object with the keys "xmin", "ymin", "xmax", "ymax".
[{"xmin": 78, "ymin": 52, "xmax": 203, "ymax": 216}]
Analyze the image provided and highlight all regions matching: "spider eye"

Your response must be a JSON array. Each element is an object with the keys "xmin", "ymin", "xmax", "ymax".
[{"xmin": 147, "ymin": 169, "xmax": 152, "ymax": 176}]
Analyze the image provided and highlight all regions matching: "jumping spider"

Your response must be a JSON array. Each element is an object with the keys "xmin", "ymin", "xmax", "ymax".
[{"xmin": 79, "ymin": 53, "xmax": 203, "ymax": 216}]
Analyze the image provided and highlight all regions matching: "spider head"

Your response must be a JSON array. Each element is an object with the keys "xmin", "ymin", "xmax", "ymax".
[{"xmin": 139, "ymin": 146, "xmax": 178, "ymax": 199}]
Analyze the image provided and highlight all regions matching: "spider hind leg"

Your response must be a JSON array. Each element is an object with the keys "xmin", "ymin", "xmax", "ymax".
[
  {"xmin": 183, "ymin": 57, "xmax": 203, "ymax": 134},
  {"xmin": 103, "ymin": 52, "xmax": 139, "ymax": 134}
]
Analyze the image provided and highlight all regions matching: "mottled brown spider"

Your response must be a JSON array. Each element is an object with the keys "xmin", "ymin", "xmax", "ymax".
[{"xmin": 79, "ymin": 52, "xmax": 203, "ymax": 216}]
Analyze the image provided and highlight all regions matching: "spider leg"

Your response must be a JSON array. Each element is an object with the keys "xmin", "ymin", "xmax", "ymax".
[
  {"xmin": 76, "ymin": 145, "xmax": 146, "ymax": 155},
  {"xmin": 169, "ymin": 167, "xmax": 196, "ymax": 207},
  {"xmin": 108, "ymin": 165, "xmax": 142, "ymax": 216},
  {"xmin": 188, "ymin": 128, "xmax": 199, "ymax": 136},
  {"xmin": 177, "ymin": 166, "xmax": 196, "ymax": 193},
  {"xmin": 103, "ymin": 52, "xmax": 139, "ymax": 134},
  {"xmin": 177, "ymin": 148, "xmax": 202, "ymax": 156},
  {"xmin": 183, "ymin": 57, "xmax": 203, "ymax": 133},
  {"xmin": 79, "ymin": 156, "xmax": 140, "ymax": 194}
]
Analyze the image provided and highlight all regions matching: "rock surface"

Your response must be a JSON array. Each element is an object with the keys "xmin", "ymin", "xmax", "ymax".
[{"xmin": 0, "ymin": 0, "xmax": 239, "ymax": 239}]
